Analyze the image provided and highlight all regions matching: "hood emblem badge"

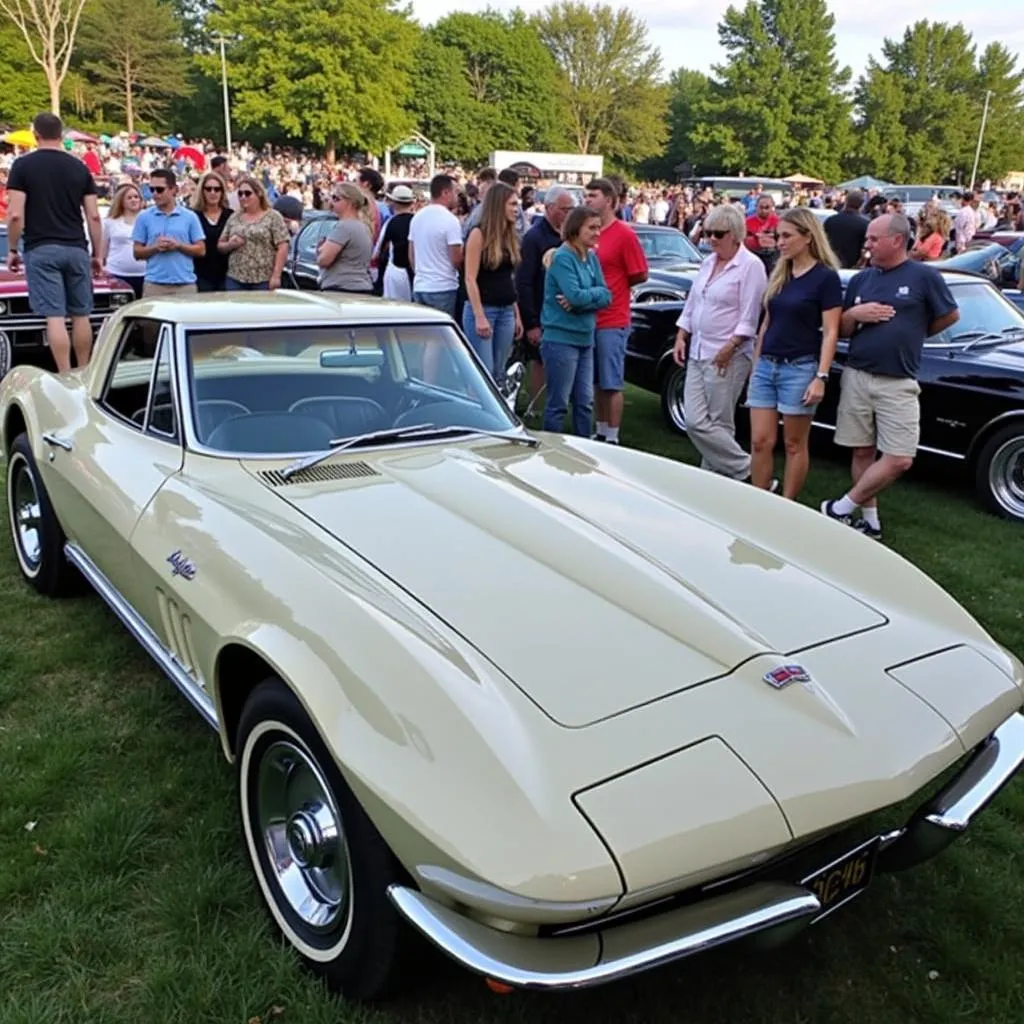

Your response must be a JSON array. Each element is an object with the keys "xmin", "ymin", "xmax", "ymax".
[{"xmin": 764, "ymin": 664, "xmax": 812, "ymax": 690}]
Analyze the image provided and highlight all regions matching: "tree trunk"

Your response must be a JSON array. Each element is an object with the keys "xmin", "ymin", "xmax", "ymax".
[
  {"xmin": 125, "ymin": 64, "xmax": 134, "ymax": 133},
  {"xmin": 48, "ymin": 63, "xmax": 61, "ymax": 116},
  {"xmin": 325, "ymin": 136, "xmax": 336, "ymax": 164}
]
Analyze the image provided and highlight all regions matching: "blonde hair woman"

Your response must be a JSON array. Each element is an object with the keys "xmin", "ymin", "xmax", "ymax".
[
  {"xmin": 748, "ymin": 207, "xmax": 842, "ymax": 498},
  {"xmin": 462, "ymin": 181, "xmax": 523, "ymax": 385},
  {"xmin": 317, "ymin": 182, "xmax": 374, "ymax": 294},
  {"xmin": 217, "ymin": 175, "xmax": 290, "ymax": 291},
  {"xmin": 190, "ymin": 171, "xmax": 232, "ymax": 291},
  {"xmin": 102, "ymin": 183, "xmax": 147, "ymax": 298},
  {"xmin": 911, "ymin": 209, "xmax": 950, "ymax": 262}
]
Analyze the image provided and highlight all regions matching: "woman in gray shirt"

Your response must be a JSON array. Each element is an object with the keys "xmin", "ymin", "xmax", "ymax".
[{"xmin": 317, "ymin": 183, "xmax": 374, "ymax": 294}]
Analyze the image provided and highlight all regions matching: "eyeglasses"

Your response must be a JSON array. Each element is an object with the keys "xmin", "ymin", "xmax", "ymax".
[
  {"xmin": 203, "ymin": 185, "xmax": 223, "ymax": 193},
  {"xmin": 707, "ymin": 229, "xmax": 730, "ymax": 239},
  {"xmin": 150, "ymin": 185, "xmax": 168, "ymax": 194},
  {"xmin": 237, "ymin": 189, "xmax": 254, "ymax": 198}
]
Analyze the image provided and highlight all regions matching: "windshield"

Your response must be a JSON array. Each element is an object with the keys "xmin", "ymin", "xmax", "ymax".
[
  {"xmin": 635, "ymin": 229, "xmax": 701, "ymax": 262},
  {"xmin": 183, "ymin": 322, "xmax": 518, "ymax": 454},
  {"xmin": 884, "ymin": 187, "xmax": 959, "ymax": 203},
  {"xmin": 934, "ymin": 283, "xmax": 1024, "ymax": 345}
]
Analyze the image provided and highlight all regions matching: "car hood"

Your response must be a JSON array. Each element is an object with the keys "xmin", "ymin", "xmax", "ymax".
[
  {"xmin": 250, "ymin": 437, "xmax": 886, "ymax": 727},
  {"xmin": 0, "ymin": 268, "xmax": 128, "ymax": 293}
]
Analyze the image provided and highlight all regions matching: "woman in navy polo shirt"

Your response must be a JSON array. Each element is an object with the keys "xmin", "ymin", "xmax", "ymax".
[{"xmin": 748, "ymin": 208, "xmax": 842, "ymax": 499}]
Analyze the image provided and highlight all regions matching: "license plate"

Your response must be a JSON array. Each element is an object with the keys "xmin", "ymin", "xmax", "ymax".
[{"xmin": 801, "ymin": 837, "xmax": 879, "ymax": 922}]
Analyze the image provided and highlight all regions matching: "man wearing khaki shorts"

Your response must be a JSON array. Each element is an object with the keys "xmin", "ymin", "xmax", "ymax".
[{"xmin": 821, "ymin": 214, "xmax": 959, "ymax": 540}]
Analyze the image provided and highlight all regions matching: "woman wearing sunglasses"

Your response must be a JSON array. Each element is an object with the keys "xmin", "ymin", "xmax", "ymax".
[
  {"xmin": 217, "ymin": 176, "xmax": 291, "ymax": 291},
  {"xmin": 672, "ymin": 203, "xmax": 767, "ymax": 482},
  {"xmin": 190, "ymin": 172, "xmax": 232, "ymax": 292}
]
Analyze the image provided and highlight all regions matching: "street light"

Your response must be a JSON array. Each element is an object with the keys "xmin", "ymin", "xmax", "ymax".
[
  {"xmin": 969, "ymin": 89, "xmax": 992, "ymax": 193},
  {"xmin": 213, "ymin": 34, "xmax": 232, "ymax": 151}
]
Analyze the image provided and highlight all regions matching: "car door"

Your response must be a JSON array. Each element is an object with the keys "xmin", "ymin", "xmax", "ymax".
[
  {"xmin": 41, "ymin": 317, "xmax": 184, "ymax": 606},
  {"xmin": 287, "ymin": 217, "xmax": 335, "ymax": 289}
]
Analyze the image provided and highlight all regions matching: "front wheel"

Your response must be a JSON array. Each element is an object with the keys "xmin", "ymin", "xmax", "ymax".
[
  {"xmin": 6, "ymin": 433, "xmax": 77, "ymax": 596},
  {"xmin": 659, "ymin": 362, "xmax": 688, "ymax": 435},
  {"xmin": 975, "ymin": 424, "xmax": 1024, "ymax": 521},
  {"xmin": 237, "ymin": 679, "xmax": 407, "ymax": 1000}
]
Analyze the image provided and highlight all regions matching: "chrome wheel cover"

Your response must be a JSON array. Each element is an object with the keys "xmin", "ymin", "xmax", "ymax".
[
  {"xmin": 9, "ymin": 455, "xmax": 42, "ymax": 573},
  {"xmin": 665, "ymin": 369, "xmax": 688, "ymax": 433},
  {"xmin": 989, "ymin": 436, "xmax": 1024, "ymax": 519},
  {"xmin": 256, "ymin": 739, "xmax": 352, "ymax": 933}
]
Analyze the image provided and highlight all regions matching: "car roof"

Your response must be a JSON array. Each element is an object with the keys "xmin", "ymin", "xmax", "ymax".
[{"xmin": 119, "ymin": 290, "xmax": 456, "ymax": 326}]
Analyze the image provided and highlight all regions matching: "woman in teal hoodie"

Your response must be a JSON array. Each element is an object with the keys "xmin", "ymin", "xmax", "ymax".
[{"xmin": 540, "ymin": 206, "xmax": 612, "ymax": 436}]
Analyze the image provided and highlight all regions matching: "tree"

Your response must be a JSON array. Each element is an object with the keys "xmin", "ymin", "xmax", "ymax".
[
  {"xmin": 852, "ymin": 21, "xmax": 977, "ymax": 183},
  {"xmin": 0, "ymin": 19, "xmax": 49, "ymax": 125},
  {"xmin": 407, "ymin": 10, "xmax": 565, "ymax": 165},
  {"xmin": 973, "ymin": 43, "xmax": 1024, "ymax": 186},
  {"xmin": 693, "ymin": 0, "xmax": 851, "ymax": 180},
  {"xmin": 76, "ymin": 0, "xmax": 192, "ymax": 132},
  {"xmin": 0, "ymin": 0, "xmax": 89, "ymax": 114},
  {"xmin": 640, "ymin": 68, "xmax": 713, "ymax": 180},
  {"xmin": 209, "ymin": 0, "xmax": 418, "ymax": 161},
  {"xmin": 534, "ymin": 1, "xmax": 667, "ymax": 167}
]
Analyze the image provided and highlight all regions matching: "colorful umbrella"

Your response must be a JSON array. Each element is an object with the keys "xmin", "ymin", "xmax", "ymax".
[
  {"xmin": 175, "ymin": 145, "xmax": 205, "ymax": 170},
  {"xmin": 66, "ymin": 129, "xmax": 100, "ymax": 144},
  {"xmin": 2, "ymin": 129, "xmax": 35, "ymax": 148},
  {"xmin": 164, "ymin": 136, "xmax": 181, "ymax": 150},
  {"xmin": 138, "ymin": 134, "xmax": 170, "ymax": 148}
]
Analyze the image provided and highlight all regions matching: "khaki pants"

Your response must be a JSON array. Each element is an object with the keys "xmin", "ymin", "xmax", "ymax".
[
  {"xmin": 142, "ymin": 282, "xmax": 198, "ymax": 297},
  {"xmin": 684, "ymin": 354, "xmax": 752, "ymax": 479}
]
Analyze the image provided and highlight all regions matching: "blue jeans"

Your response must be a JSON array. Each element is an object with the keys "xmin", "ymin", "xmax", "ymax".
[
  {"xmin": 594, "ymin": 327, "xmax": 629, "ymax": 390},
  {"xmin": 413, "ymin": 289, "xmax": 458, "ymax": 317},
  {"xmin": 226, "ymin": 278, "xmax": 269, "ymax": 291},
  {"xmin": 747, "ymin": 355, "xmax": 819, "ymax": 416},
  {"xmin": 541, "ymin": 341, "xmax": 593, "ymax": 436},
  {"xmin": 462, "ymin": 303, "xmax": 516, "ymax": 388}
]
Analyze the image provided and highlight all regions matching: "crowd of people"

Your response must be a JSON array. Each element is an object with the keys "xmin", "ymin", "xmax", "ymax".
[{"xmin": 3, "ymin": 112, "xmax": 1005, "ymax": 540}]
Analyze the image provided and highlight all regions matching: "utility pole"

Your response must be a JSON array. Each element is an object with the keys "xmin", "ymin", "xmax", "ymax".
[
  {"xmin": 214, "ymin": 35, "xmax": 233, "ymax": 152},
  {"xmin": 969, "ymin": 89, "xmax": 992, "ymax": 192}
]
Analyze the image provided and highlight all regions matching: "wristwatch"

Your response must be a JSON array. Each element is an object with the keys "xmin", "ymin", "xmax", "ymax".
[{"xmin": 815, "ymin": 372, "xmax": 829, "ymax": 382}]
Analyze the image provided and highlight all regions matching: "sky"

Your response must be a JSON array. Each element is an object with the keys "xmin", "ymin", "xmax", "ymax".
[{"xmin": 408, "ymin": 0, "xmax": 1022, "ymax": 82}]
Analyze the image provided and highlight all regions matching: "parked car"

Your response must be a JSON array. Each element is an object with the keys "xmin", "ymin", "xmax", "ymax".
[
  {"xmin": 282, "ymin": 209, "xmax": 337, "ymax": 291},
  {"xmin": 625, "ymin": 267, "xmax": 1024, "ymax": 520},
  {"xmin": 0, "ymin": 225, "xmax": 135, "ymax": 377},
  {"xmin": 630, "ymin": 224, "xmax": 703, "ymax": 267},
  {"xmin": 933, "ymin": 242, "xmax": 1021, "ymax": 291},
  {"xmin": 4, "ymin": 291, "xmax": 1024, "ymax": 999}
]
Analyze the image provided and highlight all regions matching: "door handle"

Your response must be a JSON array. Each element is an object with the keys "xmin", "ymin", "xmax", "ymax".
[{"xmin": 42, "ymin": 433, "xmax": 73, "ymax": 452}]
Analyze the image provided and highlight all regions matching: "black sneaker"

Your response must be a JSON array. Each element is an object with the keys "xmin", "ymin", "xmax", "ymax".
[
  {"xmin": 590, "ymin": 433, "xmax": 606, "ymax": 442},
  {"xmin": 820, "ymin": 499, "xmax": 853, "ymax": 525},
  {"xmin": 851, "ymin": 517, "xmax": 883, "ymax": 541}
]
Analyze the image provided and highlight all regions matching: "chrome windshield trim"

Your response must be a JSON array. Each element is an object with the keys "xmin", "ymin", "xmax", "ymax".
[
  {"xmin": 809, "ymin": 421, "xmax": 965, "ymax": 460},
  {"xmin": 64, "ymin": 542, "xmax": 217, "ymax": 729},
  {"xmin": 388, "ymin": 882, "xmax": 819, "ymax": 991}
]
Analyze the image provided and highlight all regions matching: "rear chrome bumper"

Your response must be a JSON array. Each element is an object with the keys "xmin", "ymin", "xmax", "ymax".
[{"xmin": 388, "ymin": 712, "xmax": 1024, "ymax": 991}]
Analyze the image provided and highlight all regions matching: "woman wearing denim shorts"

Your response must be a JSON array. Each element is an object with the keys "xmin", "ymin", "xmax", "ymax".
[{"xmin": 748, "ymin": 208, "xmax": 843, "ymax": 499}]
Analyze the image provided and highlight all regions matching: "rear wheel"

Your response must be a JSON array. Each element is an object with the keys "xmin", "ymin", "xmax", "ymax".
[
  {"xmin": 659, "ymin": 363, "xmax": 688, "ymax": 435},
  {"xmin": 6, "ymin": 433, "xmax": 77, "ymax": 596},
  {"xmin": 237, "ymin": 679, "xmax": 408, "ymax": 1000},
  {"xmin": 975, "ymin": 424, "xmax": 1024, "ymax": 521}
]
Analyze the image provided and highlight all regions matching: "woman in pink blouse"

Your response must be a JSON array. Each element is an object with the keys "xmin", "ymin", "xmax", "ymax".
[{"xmin": 672, "ymin": 203, "xmax": 768, "ymax": 481}]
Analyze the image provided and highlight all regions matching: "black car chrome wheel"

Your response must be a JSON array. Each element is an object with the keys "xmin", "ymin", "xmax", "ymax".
[
  {"xmin": 237, "ymin": 679, "xmax": 407, "ymax": 1000},
  {"xmin": 977, "ymin": 424, "xmax": 1024, "ymax": 521},
  {"xmin": 659, "ymin": 364, "xmax": 688, "ymax": 435}
]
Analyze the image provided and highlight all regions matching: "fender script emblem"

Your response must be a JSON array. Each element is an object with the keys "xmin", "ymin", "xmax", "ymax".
[
  {"xmin": 763, "ymin": 664, "xmax": 812, "ymax": 689},
  {"xmin": 167, "ymin": 550, "xmax": 197, "ymax": 580}
]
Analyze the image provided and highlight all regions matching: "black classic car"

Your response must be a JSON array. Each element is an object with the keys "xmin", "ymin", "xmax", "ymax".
[
  {"xmin": 630, "ymin": 224, "xmax": 703, "ymax": 268},
  {"xmin": 282, "ymin": 210, "xmax": 337, "ymax": 291},
  {"xmin": 625, "ymin": 265, "xmax": 1024, "ymax": 522},
  {"xmin": 933, "ymin": 242, "xmax": 1022, "ymax": 293}
]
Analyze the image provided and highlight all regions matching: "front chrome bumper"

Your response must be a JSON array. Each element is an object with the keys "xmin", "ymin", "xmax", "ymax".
[{"xmin": 387, "ymin": 712, "xmax": 1024, "ymax": 991}]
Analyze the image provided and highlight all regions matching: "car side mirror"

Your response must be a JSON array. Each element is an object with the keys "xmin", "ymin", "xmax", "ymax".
[{"xmin": 501, "ymin": 361, "xmax": 526, "ymax": 410}]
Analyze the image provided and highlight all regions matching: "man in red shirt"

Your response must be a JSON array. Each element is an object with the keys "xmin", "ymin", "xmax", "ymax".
[
  {"xmin": 81, "ymin": 143, "xmax": 102, "ymax": 178},
  {"xmin": 745, "ymin": 194, "xmax": 779, "ymax": 271},
  {"xmin": 585, "ymin": 177, "xmax": 648, "ymax": 444}
]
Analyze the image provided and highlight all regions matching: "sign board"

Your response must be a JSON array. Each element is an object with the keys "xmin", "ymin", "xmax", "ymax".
[
  {"xmin": 490, "ymin": 150, "xmax": 603, "ymax": 184},
  {"xmin": 397, "ymin": 143, "xmax": 427, "ymax": 157}
]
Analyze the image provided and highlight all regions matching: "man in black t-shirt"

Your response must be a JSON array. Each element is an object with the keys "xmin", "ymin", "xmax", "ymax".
[
  {"xmin": 6, "ymin": 112, "xmax": 103, "ymax": 372},
  {"xmin": 824, "ymin": 190, "xmax": 869, "ymax": 269},
  {"xmin": 821, "ymin": 214, "xmax": 959, "ymax": 540}
]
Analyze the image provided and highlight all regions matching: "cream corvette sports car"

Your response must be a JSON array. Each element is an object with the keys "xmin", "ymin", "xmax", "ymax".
[{"xmin": 3, "ymin": 292, "xmax": 1024, "ymax": 999}]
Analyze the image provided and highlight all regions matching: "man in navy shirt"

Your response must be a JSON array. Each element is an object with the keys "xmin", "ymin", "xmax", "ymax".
[{"xmin": 821, "ymin": 214, "xmax": 959, "ymax": 539}]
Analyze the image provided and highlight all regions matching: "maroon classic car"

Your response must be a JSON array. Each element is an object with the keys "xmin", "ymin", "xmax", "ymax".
[{"xmin": 0, "ymin": 225, "xmax": 134, "ymax": 378}]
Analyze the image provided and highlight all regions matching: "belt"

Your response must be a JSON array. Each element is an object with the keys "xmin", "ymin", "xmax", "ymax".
[{"xmin": 760, "ymin": 353, "xmax": 816, "ymax": 365}]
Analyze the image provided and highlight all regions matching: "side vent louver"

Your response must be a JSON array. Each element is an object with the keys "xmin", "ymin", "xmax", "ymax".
[{"xmin": 258, "ymin": 462, "xmax": 381, "ymax": 487}]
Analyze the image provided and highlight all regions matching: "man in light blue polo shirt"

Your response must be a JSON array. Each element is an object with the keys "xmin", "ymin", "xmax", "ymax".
[{"xmin": 132, "ymin": 168, "xmax": 205, "ymax": 296}]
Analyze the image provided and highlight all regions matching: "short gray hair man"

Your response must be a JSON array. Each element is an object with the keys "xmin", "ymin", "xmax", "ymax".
[
  {"xmin": 544, "ymin": 185, "xmax": 575, "ymax": 211},
  {"xmin": 886, "ymin": 212, "xmax": 912, "ymax": 246}
]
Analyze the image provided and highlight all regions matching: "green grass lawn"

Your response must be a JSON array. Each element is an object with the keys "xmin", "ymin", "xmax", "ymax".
[{"xmin": 2, "ymin": 386, "xmax": 1024, "ymax": 1024}]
